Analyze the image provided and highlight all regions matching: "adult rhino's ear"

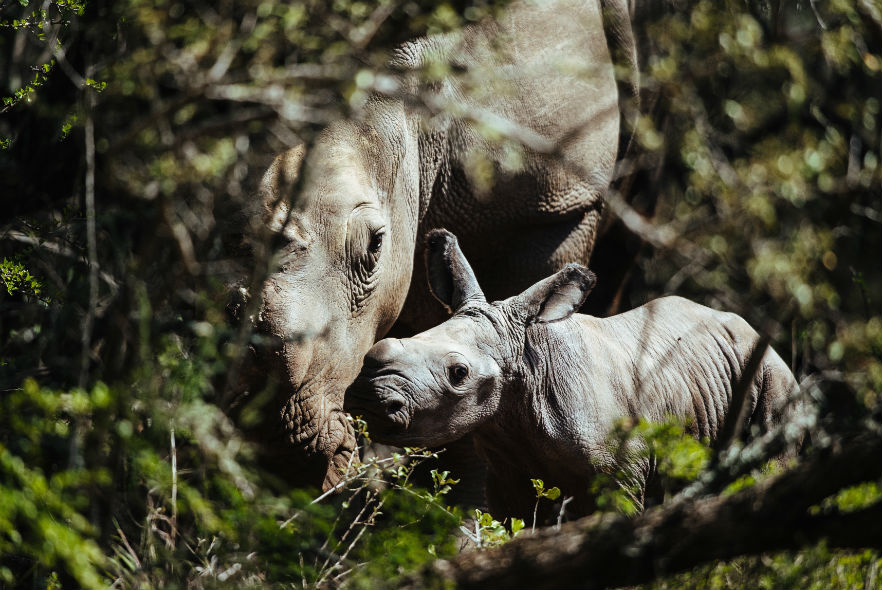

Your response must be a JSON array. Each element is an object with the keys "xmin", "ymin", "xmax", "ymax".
[
  {"xmin": 425, "ymin": 229, "xmax": 485, "ymax": 314},
  {"xmin": 259, "ymin": 144, "xmax": 307, "ymax": 234},
  {"xmin": 514, "ymin": 264, "xmax": 596, "ymax": 324}
]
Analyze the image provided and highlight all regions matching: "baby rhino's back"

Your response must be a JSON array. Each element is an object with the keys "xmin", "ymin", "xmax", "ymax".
[{"xmin": 577, "ymin": 296, "xmax": 797, "ymax": 442}]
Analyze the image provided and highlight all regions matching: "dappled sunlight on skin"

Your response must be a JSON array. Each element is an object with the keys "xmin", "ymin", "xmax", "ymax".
[{"xmin": 232, "ymin": 0, "xmax": 641, "ymax": 494}]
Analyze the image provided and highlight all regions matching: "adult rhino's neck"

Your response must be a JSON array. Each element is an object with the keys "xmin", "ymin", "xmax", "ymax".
[{"xmin": 385, "ymin": 33, "xmax": 460, "ymax": 222}]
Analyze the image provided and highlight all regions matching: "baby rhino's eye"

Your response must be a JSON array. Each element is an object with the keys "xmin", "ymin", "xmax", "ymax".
[{"xmin": 448, "ymin": 363, "xmax": 469, "ymax": 384}]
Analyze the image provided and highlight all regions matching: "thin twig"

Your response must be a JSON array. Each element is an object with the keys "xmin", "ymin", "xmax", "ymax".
[
  {"xmin": 475, "ymin": 516, "xmax": 483, "ymax": 549},
  {"xmin": 78, "ymin": 83, "xmax": 98, "ymax": 389},
  {"xmin": 1, "ymin": 230, "xmax": 119, "ymax": 289},
  {"xmin": 556, "ymin": 496, "xmax": 574, "ymax": 530},
  {"xmin": 317, "ymin": 487, "xmax": 373, "ymax": 561},
  {"xmin": 531, "ymin": 498, "xmax": 539, "ymax": 535},
  {"xmin": 114, "ymin": 520, "xmax": 143, "ymax": 570},
  {"xmin": 351, "ymin": 0, "xmax": 399, "ymax": 50},
  {"xmin": 715, "ymin": 335, "xmax": 771, "ymax": 453},
  {"xmin": 311, "ymin": 476, "xmax": 351, "ymax": 504},
  {"xmin": 316, "ymin": 497, "xmax": 385, "ymax": 588},
  {"xmin": 809, "ymin": 0, "xmax": 828, "ymax": 30},
  {"xmin": 170, "ymin": 425, "xmax": 178, "ymax": 548}
]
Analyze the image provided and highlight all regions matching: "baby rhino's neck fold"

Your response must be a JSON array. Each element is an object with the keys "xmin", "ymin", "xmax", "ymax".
[{"xmin": 478, "ymin": 318, "xmax": 597, "ymax": 477}]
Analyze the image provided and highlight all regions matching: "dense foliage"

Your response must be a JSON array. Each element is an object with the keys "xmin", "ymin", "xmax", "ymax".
[{"xmin": 1, "ymin": 0, "xmax": 879, "ymax": 587}]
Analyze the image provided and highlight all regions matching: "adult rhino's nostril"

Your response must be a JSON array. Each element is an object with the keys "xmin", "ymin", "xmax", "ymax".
[{"xmin": 226, "ymin": 287, "xmax": 250, "ymax": 324}]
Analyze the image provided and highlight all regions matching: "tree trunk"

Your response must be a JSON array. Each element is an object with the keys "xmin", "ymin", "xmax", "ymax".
[{"xmin": 421, "ymin": 434, "xmax": 881, "ymax": 589}]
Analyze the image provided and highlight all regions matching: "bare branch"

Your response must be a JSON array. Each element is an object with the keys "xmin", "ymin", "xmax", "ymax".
[{"xmin": 1, "ymin": 230, "xmax": 119, "ymax": 289}]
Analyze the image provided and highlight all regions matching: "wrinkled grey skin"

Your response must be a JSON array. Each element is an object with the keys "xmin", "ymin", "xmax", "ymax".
[
  {"xmin": 234, "ymin": 0, "xmax": 638, "ymax": 491},
  {"xmin": 345, "ymin": 230, "xmax": 798, "ymax": 518}
]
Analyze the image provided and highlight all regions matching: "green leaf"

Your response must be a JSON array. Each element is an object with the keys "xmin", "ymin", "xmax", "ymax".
[
  {"xmin": 511, "ymin": 518, "xmax": 525, "ymax": 535},
  {"xmin": 543, "ymin": 487, "xmax": 561, "ymax": 501},
  {"xmin": 531, "ymin": 478, "xmax": 545, "ymax": 495}
]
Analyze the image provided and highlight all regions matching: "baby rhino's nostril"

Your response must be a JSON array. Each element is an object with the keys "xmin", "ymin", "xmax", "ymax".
[{"xmin": 386, "ymin": 399, "xmax": 403, "ymax": 415}]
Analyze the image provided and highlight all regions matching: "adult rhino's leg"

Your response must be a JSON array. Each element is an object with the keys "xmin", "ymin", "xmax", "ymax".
[{"xmin": 582, "ymin": 212, "xmax": 648, "ymax": 316}]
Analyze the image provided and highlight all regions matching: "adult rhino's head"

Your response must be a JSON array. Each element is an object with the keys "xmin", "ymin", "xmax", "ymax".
[
  {"xmin": 229, "ymin": 103, "xmax": 419, "ymax": 491},
  {"xmin": 345, "ymin": 229, "xmax": 596, "ymax": 447}
]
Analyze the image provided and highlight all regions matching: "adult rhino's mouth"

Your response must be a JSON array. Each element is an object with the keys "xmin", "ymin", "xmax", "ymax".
[
  {"xmin": 232, "ymin": 366, "xmax": 357, "ymax": 492},
  {"xmin": 278, "ymin": 383, "xmax": 358, "ymax": 491}
]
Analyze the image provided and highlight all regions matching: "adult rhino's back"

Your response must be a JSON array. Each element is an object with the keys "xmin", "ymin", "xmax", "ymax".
[
  {"xmin": 578, "ymin": 296, "xmax": 796, "ymax": 442},
  {"xmin": 396, "ymin": 0, "xmax": 626, "ymax": 333}
]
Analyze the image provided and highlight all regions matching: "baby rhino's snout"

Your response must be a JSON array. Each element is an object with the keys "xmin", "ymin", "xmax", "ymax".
[{"xmin": 362, "ymin": 338, "xmax": 405, "ymax": 369}]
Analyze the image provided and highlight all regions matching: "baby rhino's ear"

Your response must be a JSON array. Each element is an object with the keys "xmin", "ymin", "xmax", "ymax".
[
  {"xmin": 512, "ymin": 264, "xmax": 596, "ymax": 324},
  {"xmin": 425, "ymin": 229, "xmax": 486, "ymax": 314}
]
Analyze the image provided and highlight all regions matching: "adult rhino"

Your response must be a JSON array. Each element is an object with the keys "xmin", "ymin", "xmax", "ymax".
[
  {"xmin": 345, "ymin": 230, "xmax": 800, "ymax": 519},
  {"xmin": 229, "ymin": 0, "xmax": 639, "ymax": 492}
]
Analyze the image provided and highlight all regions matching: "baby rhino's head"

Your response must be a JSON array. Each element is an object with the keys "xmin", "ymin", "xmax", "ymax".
[{"xmin": 344, "ymin": 229, "xmax": 595, "ymax": 447}]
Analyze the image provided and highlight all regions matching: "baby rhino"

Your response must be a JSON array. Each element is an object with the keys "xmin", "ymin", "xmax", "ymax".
[{"xmin": 345, "ymin": 230, "xmax": 798, "ymax": 519}]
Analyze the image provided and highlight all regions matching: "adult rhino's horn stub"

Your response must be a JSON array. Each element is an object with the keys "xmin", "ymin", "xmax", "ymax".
[{"xmin": 425, "ymin": 228, "xmax": 485, "ymax": 313}]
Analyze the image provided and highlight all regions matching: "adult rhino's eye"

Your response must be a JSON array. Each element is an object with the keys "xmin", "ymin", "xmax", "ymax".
[
  {"xmin": 368, "ymin": 230, "xmax": 384, "ymax": 254},
  {"xmin": 448, "ymin": 363, "xmax": 469, "ymax": 384},
  {"xmin": 348, "ymin": 222, "xmax": 385, "ymax": 314}
]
